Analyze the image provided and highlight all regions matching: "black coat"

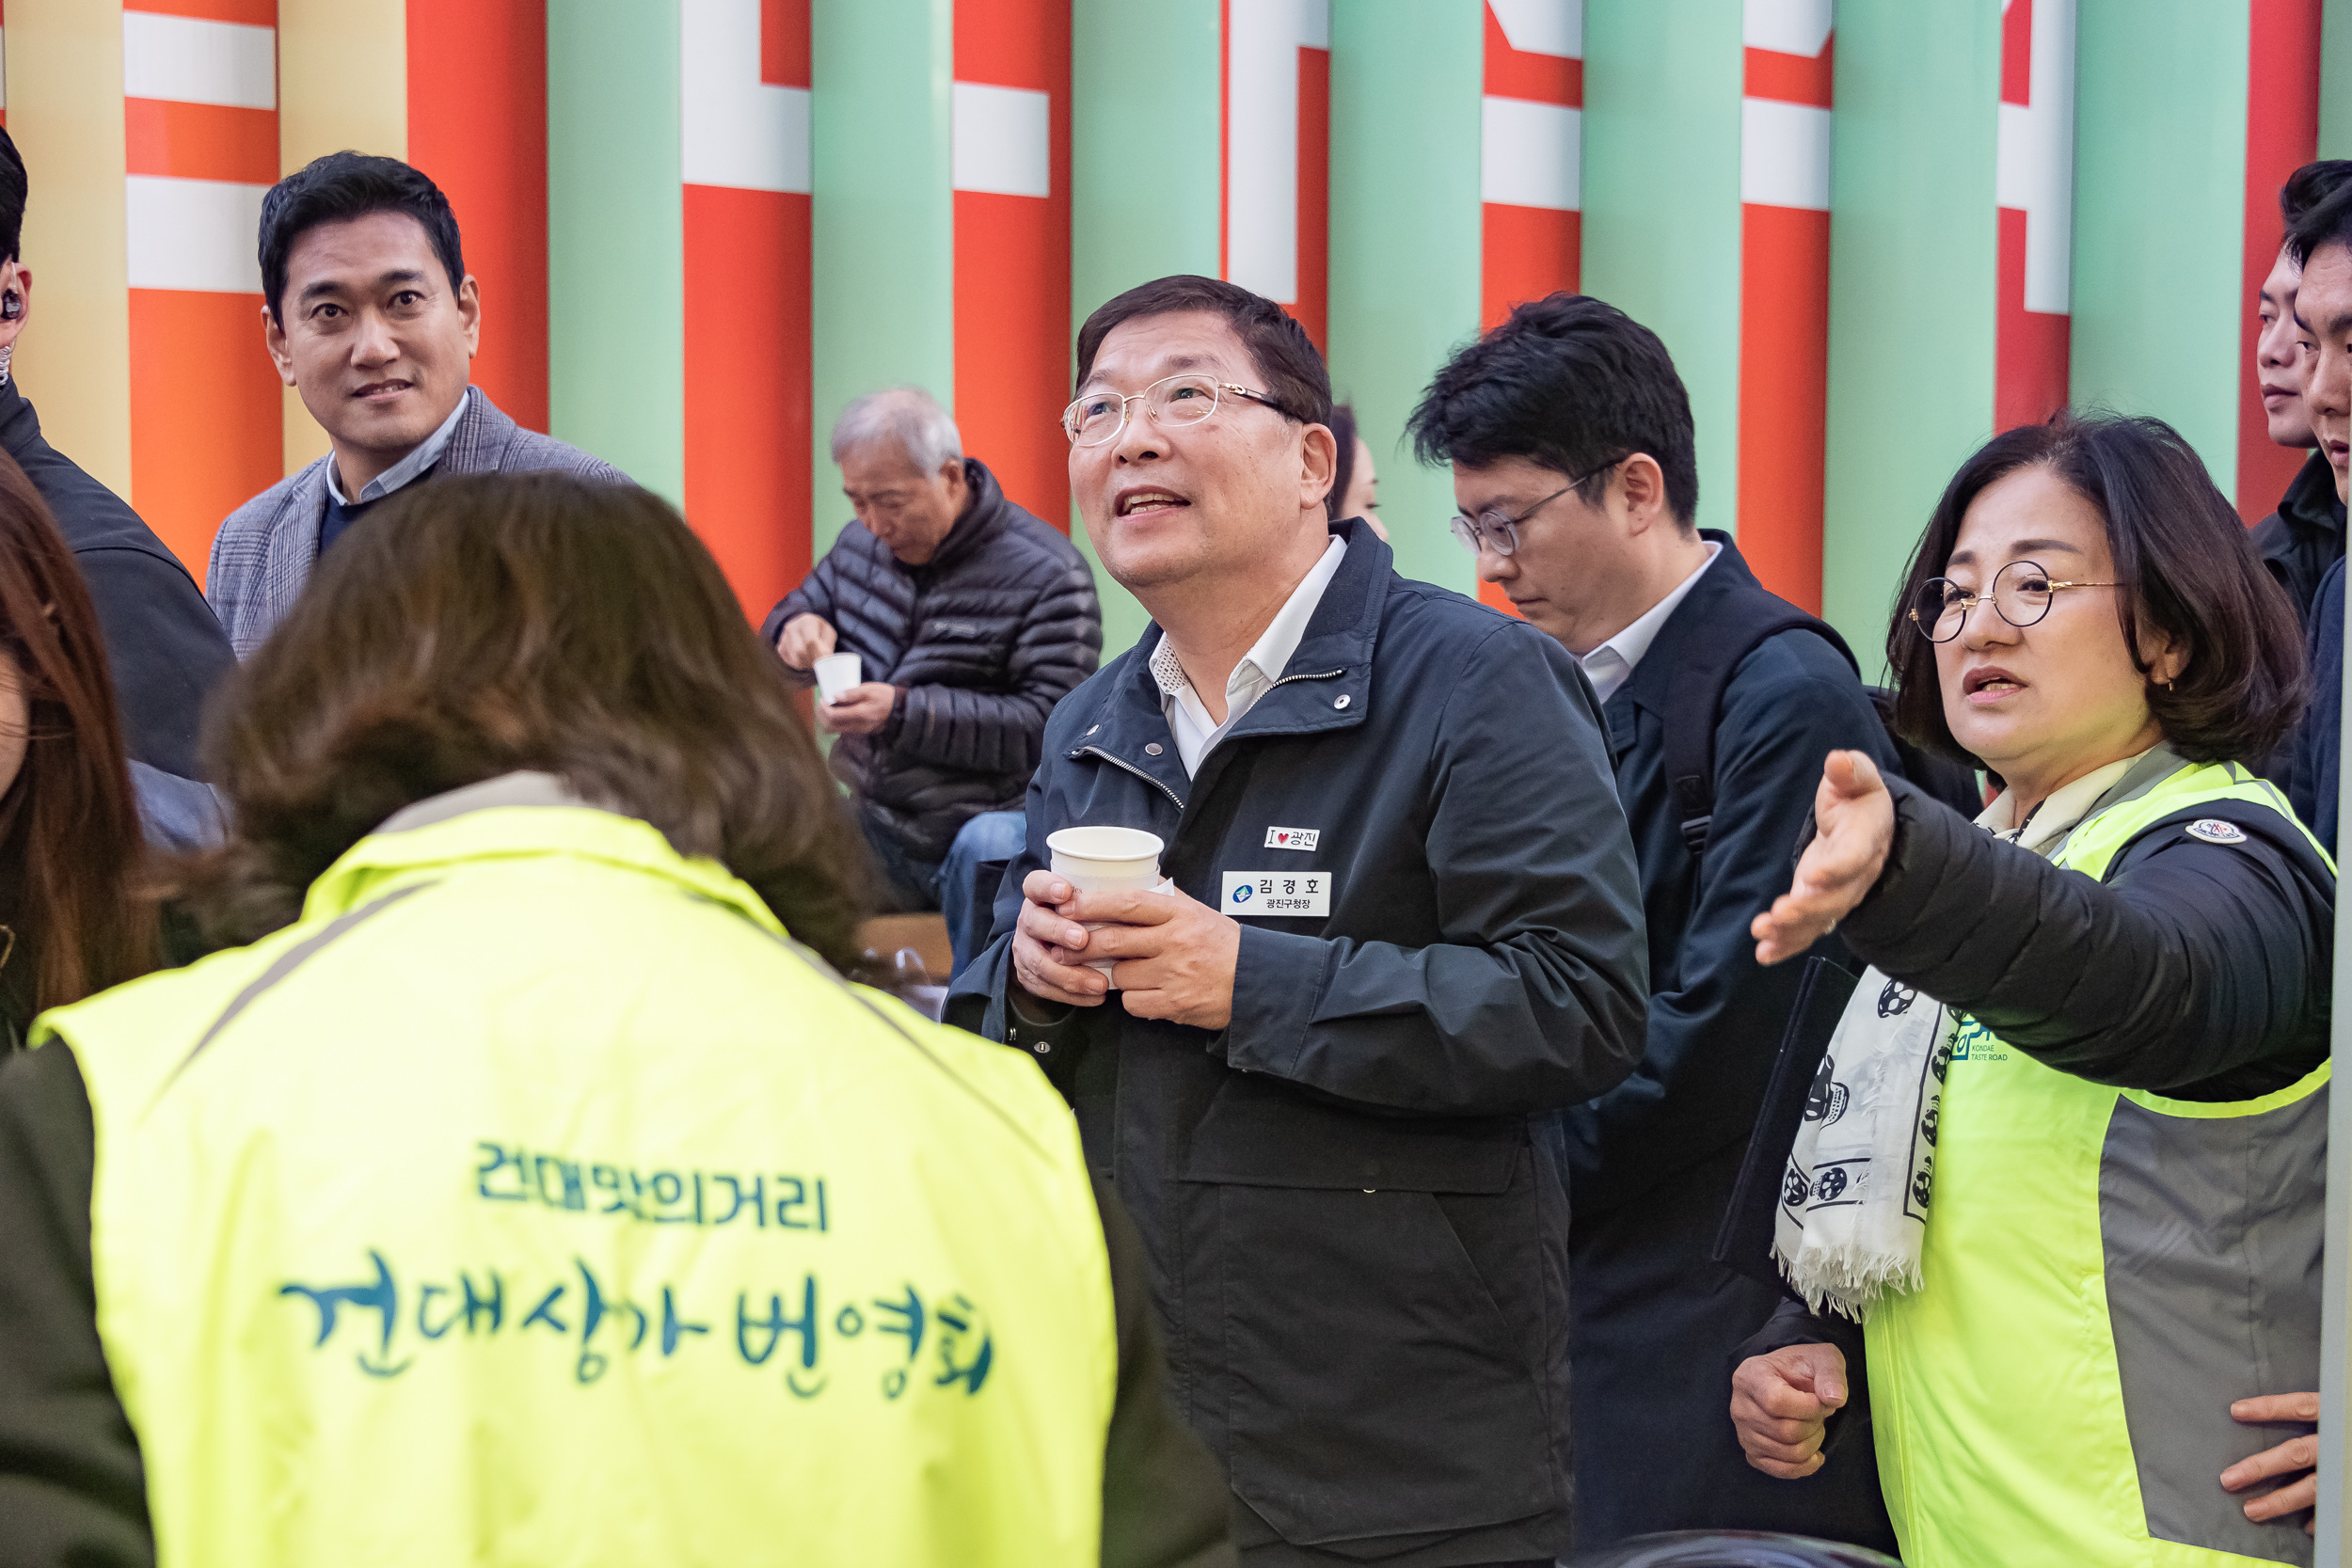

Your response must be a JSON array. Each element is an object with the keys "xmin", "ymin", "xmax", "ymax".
[
  {"xmin": 762, "ymin": 459, "xmax": 1100, "ymax": 861},
  {"xmin": 0, "ymin": 379, "xmax": 233, "ymax": 779},
  {"xmin": 2251, "ymin": 450, "xmax": 2344, "ymax": 629},
  {"xmin": 946, "ymin": 523, "xmax": 1651, "ymax": 1567}
]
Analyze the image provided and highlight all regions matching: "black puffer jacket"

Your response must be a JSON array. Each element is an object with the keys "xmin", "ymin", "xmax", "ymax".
[{"xmin": 762, "ymin": 459, "xmax": 1101, "ymax": 860}]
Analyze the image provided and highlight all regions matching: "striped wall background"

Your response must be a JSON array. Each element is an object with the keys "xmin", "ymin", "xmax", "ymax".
[{"xmin": 3, "ymin": 0, "xmax": 2349, "ymax": 665}]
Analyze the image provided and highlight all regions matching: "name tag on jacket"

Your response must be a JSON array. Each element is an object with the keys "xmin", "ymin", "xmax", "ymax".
[{"xmin": 1221, "ymin": 871, "xmax": 1330, "ymax": 917}]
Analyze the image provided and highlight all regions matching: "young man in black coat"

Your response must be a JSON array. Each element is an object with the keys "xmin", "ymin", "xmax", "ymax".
[
  {"xmin": 1408, "ymin": 294, "xmax": 1901, "ymax": 1552},
  {"xmin": 766, "ymin": 387, "xmax": 1101, "ymax": 978},
  {"xmin": 0, "ymin": 128, "xmax": 232, "ymax": 779},
  {"xmin": 948, "ymin": 275, "xmax": 1650, "ymax": 1568}
]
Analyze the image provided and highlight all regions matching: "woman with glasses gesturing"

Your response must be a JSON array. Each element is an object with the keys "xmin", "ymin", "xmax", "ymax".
[{"xmin": 1726, "ymin": 412, "xmax": 2331, "ymax": 1567}]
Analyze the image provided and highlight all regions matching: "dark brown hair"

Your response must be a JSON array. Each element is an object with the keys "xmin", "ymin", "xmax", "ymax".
[
  {"xmin": 0, "ymin": 451, "xmax": 157, "ymax": 1012},
  {"xmin": 188, "ymin": 473, "xmax": 869, "ymax": 971},
  {"xmin": 1887, "ymin": 411, "xmax": 2306, "ymax": 768},
  {"xmin": 1073, "ymin": 274, "xmax": 1333, "ymax": 429}
]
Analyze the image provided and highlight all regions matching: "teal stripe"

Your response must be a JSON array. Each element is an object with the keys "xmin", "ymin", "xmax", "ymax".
[
  {"xmin": 1068, "ymin": 0, "xmax": 1222, "ymax": 659},
  {"xmin": 1821, "ymin": 1, "xmax": 2001, "ymax": 676},
  {"xmin": 548, "ymin": 0, "xmax": 686, "ymax": 504},
  {"xmin": 810, "ymin": 0, "xmax": 956, "ymax": 554},
  {"xmin": 2069, "ymin": 0, "xmax": 2249, "ymax": 493},
  {"xmin": 2324, "ymin": 0, "xmax": 2352, "ymax": 157},
  {"xmin": 1581, "ymin": 0, "xmax": 1744, "ymax": 537},
  {"xmin": 1327, "ymin": 0, "xmax": 1484, "ymax": 595}
]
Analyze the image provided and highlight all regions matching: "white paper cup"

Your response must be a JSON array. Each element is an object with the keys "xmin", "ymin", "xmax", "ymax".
[
  {"xmin": 813, "ymin": 651, "xmax": 863, "ymax": 704},
  {"xmin": 1046, "ymin": 826, "xmax": 1167, "ymax": 979}
]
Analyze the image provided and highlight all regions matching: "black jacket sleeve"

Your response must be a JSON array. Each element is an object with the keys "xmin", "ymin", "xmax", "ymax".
[
  {"xmin": 1094, "ymin": 1178, "xmax": 1236, "ymax": 1568},
  {"xmin": 890, "ymin": 558, "xmax": 1102, "ymax": 779},
  {"xmin": 758, "ymin": 547, "xmax": 844, "ymax": 689},
  {"xmin": 1839, "ymin": 778, "xmax": 2333, "ymax": 1100},
  {"xmin": 0, "ymin": 1042, "xmax": 152, "ymax": 1568},
  {"xmin": 75, "ymin": 546, "xmax": 234, "ymax": 782}
]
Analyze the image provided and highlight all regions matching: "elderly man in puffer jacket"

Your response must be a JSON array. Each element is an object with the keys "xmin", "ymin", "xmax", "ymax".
[{"xmin": 766, "ymin": 388, "xmax": 1102, "ymax": 978}]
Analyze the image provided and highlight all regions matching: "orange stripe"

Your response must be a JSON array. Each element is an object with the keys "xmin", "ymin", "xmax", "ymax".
[
  {"xmin": 1480, "ymin": 201, "xmax": 1579, "ymax": 332},
  {"xmin": 128, "ymin": 288, "xmax": 283, "ymax": 584},
  {"xmin": 123, "ymin": 99, "xmax": 278, "ymax": 183},
  {"xmin": 126, "ymin": 0, "xmax": 276, "ymax": 24},
  {"xmin": 1742, "ymin": 40, "xmax": 1833, "ymax": 108},
  {"xmin": 1292, "ymin": 43, "xmax": 1328, "ymax": 353},
  {"xmin": 1736, "ymin": 202, "xmax": 1830, "ymax": 612},
  {"xmin": 1484, "ymin": 2, "xmax": 1580, "ymax": 106}
]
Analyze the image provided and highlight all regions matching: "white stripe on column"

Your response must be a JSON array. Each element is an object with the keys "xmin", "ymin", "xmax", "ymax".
[
  {"xmin": 1225, "ymin": 0, "xmax": 1327, "ymax": 305},
  {"xmin": 1482, "ymin": 97, "xmax": 1581, "ymax": 211},
  {"xmin": 952, "ymin": 82, "xmax": 1050, "ymax": 198},
  {"xmin": 125, "ymin": 176, "xmax": 268, "ymax": 292},
  {"xmin": 1740, "ymin": 98, "xmax": 1831, "ymax": 211},
  {"xmin": 1995, "ymin": 0, "xmax": 2076, "ymax": 314},
  {"xmin": 121, "ymin": 11, "xmax": 277, "ymax": 110},
  {"xmin": 1741, "ymin": 0, "xmax": 1833, "ymax": 57},
  {"xmin": 680, "ymin": 0, "xmax": 812, "ymax": 194},
  {"xmin": 1487, "ymin": 0, "xmax": 1583, "ymax": 58}
]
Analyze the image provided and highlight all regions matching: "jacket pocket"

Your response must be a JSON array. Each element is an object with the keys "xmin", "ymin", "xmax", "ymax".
[{"xmin": 1181, "ymin": 1079, "xmax": 1558, "ymax": 1550}]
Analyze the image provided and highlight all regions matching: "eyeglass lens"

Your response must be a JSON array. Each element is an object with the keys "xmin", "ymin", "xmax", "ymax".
[
  {"xmin": 1066, "ymin": 375, "xmax": 1225, "ymax": 448},
  {"xmin": 1449, "ymin": 515, "xmax": 1517, "ymax": 557},
  {"xmin": 1914, "ymin": 562, "xmax": 2059, "ymax": 642}
]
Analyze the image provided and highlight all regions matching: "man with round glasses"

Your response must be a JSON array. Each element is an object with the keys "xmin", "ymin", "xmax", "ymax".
[
  {"xmin": 1409, "ymin": 293, "xmax": 1902, "ymax": 1552},
  {"xmin": 948, "ymin": 274, "xmax": 1650, "ymax": 1568}
]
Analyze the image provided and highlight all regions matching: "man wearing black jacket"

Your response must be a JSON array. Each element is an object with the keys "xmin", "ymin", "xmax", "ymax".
[
  {"xmin": 2250, "ymin": 161, "xmax": 2352, "ymax": 627},
  {"xmin": 948, "ymin": 276, "xmax": 1649, "ymax": 1568},
  {"xmin": 766, "ymin": 387, "xmax": 1100, "ymax": 977},
  {"xmin": 1408, "ymin": 294, "xmax": 1900, "ymax": 1552},
  {"xmin": 0, "ymin": 129, "xmax": 232, "ymax": 778}
]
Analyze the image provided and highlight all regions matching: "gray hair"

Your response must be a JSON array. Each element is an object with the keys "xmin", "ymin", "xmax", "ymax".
[{"xmin": 829, "ymin": 386, "xmax": 963, "ymax": 472}]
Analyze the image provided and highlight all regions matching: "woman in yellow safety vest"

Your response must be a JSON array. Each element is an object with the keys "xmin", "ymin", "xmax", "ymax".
[
  {"xmin": 1729, "ymin": 412, "xmax": 2330, "ymax": 1567},
  {"xmin": 0, "ymin": 472, "xmax": 1232, "ymax": 1568}
]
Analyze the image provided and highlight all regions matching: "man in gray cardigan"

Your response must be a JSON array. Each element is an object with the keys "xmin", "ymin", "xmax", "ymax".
[{"xmin": 210, "ymin": 152, "xmax": 621, "ymax": 657}]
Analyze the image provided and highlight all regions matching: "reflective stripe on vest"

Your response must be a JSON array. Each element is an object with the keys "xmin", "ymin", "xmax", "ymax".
[
  {"xmin": 46, "ymin": 801, "xmax": 1118, "ymax": 1567},
  {"xmin": 1867, "ymin": 762, "xmax": 2328, "ymax": 1568}
]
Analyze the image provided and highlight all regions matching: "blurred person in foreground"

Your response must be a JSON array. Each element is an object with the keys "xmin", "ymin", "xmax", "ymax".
[
  {"xmin": 0, "ymin": 126, "xmax": 233, "ymax": 777},
  {"xmin": 1408, "ymin": 293, "xmax": 1899, "ymax": 1553},
  {"xmin": 1730, "ymin": 413, "xmax": 2329, "ymax": 1566},
  {"xmin": 0, "ymin": 472, "xmax": 1232, "ymax": 1568},
  {"xmin": 948, "ymin": 275, "xmax": 1651, "ymax": 1568},
  {"xmin": 210, "ymin": 152, "xmax": 623, "ymax": 657},
  {"xmin": 767, "ymin": 387, "xmax": 1099, "ymax": 978}
]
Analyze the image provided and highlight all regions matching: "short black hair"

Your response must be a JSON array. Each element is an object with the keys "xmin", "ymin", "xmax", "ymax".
[
  {"xmin": 2281, "ymin": 160, "xmax": 2352, "ymax": 234},
  {"xmin": 259, "ymin": 152, "xmax": 465, "ymax": 325},
  {"xmin": 0, "ymin": 126, "xmax": 25, "ymax": 262},
  {"xmin": 1327, "ymin": 402, "xmax": 1359, "ymax": 520},
  {"xmin": 1407, "ymin": 292, "xmax": 1699, "ymax": 528},
  {"xmin": 1887, "ymin": 410, "xmax": 2305, "ymax": 768},
  {"xmin": 1073, "ymin": 275, "xmax": 1332, "ymax": 430}
]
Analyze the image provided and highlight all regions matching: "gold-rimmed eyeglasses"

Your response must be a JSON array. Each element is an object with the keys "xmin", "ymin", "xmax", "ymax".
[
  {"xmin": 1908, "ymin": 560, "xmax": 2128, "ymax": 642},
  {"xmin": 1061, "ymin": 373, "xmax": 1294, "ymax": 448}
]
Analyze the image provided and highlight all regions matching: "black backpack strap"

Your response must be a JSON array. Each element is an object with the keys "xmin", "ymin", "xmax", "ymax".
[{"xmin": 1660, "ymin": 583, "xmax": 1856, "ymax": 856}]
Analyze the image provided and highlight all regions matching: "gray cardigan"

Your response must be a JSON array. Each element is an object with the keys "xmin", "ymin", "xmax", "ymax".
[{"xmin": 206, "ymin": 386, "xmax": 625, "ymax": 657}]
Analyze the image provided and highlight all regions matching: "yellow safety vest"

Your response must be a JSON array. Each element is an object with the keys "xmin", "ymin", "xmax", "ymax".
[
  {"xmin": 41, "ymin": 781, "xmax": 1117, "ymax": 1567},
  {"xmin": 1867, "ymin": 760, "xmax": 2329, "ymax": 1568}
]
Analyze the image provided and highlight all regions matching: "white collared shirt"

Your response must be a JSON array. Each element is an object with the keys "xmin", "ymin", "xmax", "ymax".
[
  {"xmin": 1576, "ymin": 541, "xmax": 1724, "ymax": 705},
  {"xmin": 1976, "ymin": 746, "xmax": 2156, "ymax": 856},
  {"xmin": 1150, "ymin": 536, "xmax": 1347, "ymax": 775},
  {"xmin": 325, "ymin": 389, "xmax": 470, "ymax": 506}
]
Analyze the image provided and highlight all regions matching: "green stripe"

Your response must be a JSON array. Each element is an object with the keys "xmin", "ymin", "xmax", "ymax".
[
  {"xmin": 1327, "ymin": 0, "xmax": 1484, "ymax": 595},
  {"xmin": 1822, "ymin": 0, "xmax": 2002, "ymax": 675},
  {"xmin": 2069, "ymin": 0, "xmax": 2249, "ymax": 492},
  {"xmin": 548, "ymin": 0, "xmax": 686, "ymax": 504},
  {"xmin": 1067, "ymin": 0, "xmax": 1222, "ymax": 660},
  {"xmin": 1581, "ymin": 0, "xmax": 1744, "ymax": 537},
  {"xmin": 2323, "ymin": 0, "xmax": 2352, "ymax": 157},
  {"xmin": 810, "ymin": 0, "xmax": 956, "ymax": 554}
]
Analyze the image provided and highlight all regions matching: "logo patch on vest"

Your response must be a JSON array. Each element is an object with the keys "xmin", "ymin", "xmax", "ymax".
[
  {"xmin": 1263, "ymin": 826, "xmax": 1320, "ymax": 851},
  {"xmin": 2185, "ymin": 817, "xmax": 2249, "ymax": 845}
]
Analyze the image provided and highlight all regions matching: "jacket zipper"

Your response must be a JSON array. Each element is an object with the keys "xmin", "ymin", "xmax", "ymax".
[{"xmin": 1075, "ymin": 745, "xmax": 1186, "ymax": 811}]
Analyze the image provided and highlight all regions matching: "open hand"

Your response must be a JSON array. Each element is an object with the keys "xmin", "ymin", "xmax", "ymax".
[
  {"xmin": 2222, "ymin": 1392, "xmax": 2319, "ymax": 1534},
  {"xmin": 1752, "ymin": 750, "xmax": 1896, "ymax": 966},
  {"xmin": 1731, "ymin": 1343, "xmax": 1849, "ymax": 1479},
  {"xmin": 814, "ymin": 682, "xmax": 897, "ymax": 736}
]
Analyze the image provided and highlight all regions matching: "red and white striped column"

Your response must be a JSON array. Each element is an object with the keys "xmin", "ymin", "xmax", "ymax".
[
  {"xmin": 952, "ymin": 0, "xmax": 1070, "ymax": 528},
  {"xmin": 1737, "ymin": 0, "xmax": 1832, "ymax": 610},
  {"xmin": 680, "ymin": 0, "xmax": 812, "ymax": 620},
  {"xmin": 1994, "ymin": 0, "xmax": 2075, "ymax": 434},
  {"xmin": 122, "ymin": 0, "xmax": 281, "ymax": 581},
  {"xmin": 1479, "ymin": 0, "xmax": 1581, "ymax": 332},
  {"xmin": 2234, "ymin": 0, "xmax": 2323, "ymax": 523},
  {"xmin": 1222, "ymin": 0, "xmax": 1328, "ymax": 349}
]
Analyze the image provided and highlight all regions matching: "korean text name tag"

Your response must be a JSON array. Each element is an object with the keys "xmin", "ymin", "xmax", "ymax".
[{"xmin": 1222, "ymin": 870, "xmax": 1330, "ymax": 917}]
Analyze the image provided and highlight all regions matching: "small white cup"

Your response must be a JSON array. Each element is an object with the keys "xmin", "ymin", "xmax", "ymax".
[
  {"xmin": 1047, "ymin": 826, "xmax": 1168, "ymax": 980},
  {"xmin": 813, "ymin": 651, "xmax": 863, "ymax": 705}
]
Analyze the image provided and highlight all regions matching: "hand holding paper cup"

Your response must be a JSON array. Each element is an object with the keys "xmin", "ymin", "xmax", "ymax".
[
  {"xmin": 1046, "ymin": 826, "xmax": 1173, "ymax": 981},
  {"xmin": 813, "ymin": 652, "xmax": 863, "ymax": 705}
]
